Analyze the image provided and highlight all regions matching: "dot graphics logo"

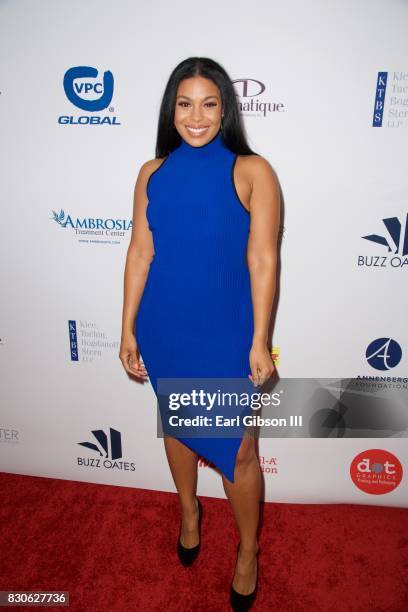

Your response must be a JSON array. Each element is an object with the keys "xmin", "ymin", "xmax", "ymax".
[{"xmin": 350, "ymin": 449, "xmax": 403, "ymax": 495}]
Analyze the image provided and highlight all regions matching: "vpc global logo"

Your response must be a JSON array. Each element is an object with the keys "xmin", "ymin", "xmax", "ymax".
[
  {"xmin": 357, "ymin": 213, "xmax": 408, "ymax": 269},
  {"xmin": 77, "ymin": 427, "xmax": 136, "ymax": 472},
  {"xmin": 58, "ymin": 66, "xmax": 121, "ymax": 125},
  {"xmin": 232, "ymin": 78, "xmax": 285, "ymax": 118},
  {"xmin": 51, "ymin": 208, "xmax": 131, "ymax": 245}
]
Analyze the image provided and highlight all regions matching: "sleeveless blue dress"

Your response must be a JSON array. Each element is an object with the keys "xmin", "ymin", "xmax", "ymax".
[{"xmin": 135, "ymin": 129, "xmax": 254, "ymax": 483}]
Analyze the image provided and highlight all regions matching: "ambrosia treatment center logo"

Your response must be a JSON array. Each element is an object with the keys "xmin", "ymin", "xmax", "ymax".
[
  {"xmin": 58, "ymin": 66, "xmax": 121, "ymax": 125},
  {"xmin": 51, "ymin": 209, "xmax": 131, "ymax": 244}
]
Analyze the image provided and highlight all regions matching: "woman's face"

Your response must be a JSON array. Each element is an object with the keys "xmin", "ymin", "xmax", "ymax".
[{"xmin": 174, "ymin": 76, "xmax": 223, "ymax": 146}]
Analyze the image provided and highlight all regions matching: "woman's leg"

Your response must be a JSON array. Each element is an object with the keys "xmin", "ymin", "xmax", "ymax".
[
  {"xmin": 163, "ymin": 435, "xmax": 200, "ymax": 548},
  {"xmin": 222, "ymin": 430, "xmax": 261, "ymax": 595}
]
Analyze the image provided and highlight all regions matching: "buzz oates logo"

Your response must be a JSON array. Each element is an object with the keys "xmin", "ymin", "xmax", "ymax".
[
  {"xmin": 51, "ymin": 208, "xmax": 131, "ymax": 245},
  {"xmin": 77, "ymin": 427, "xmax": 136, "ymax": 471},
  {"xmin": 358, "ymin": 213, "xmax": 408, "ymax": 269},
  {"xmin": 232, "ymin": 79, "xmax": 285, "ymax": 117},
  {"xmin": 350, "ymin": 449, "xmax": 403, "ymax": 495}
]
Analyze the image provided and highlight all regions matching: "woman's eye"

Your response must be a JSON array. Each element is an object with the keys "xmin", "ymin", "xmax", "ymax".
[{"xmin": 178, "ymin": 102, "xmax": 217, "ymax": 108}]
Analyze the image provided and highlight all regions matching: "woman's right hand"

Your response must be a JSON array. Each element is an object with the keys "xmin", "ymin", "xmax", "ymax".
[{"xmin": 119, "ymin": 332, "xmax": 149, "ymax": 382}]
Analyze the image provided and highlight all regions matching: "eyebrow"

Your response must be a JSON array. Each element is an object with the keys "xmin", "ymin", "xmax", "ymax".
[{"xmin": 176, "ymin": 95, "xmax": 219, "ymax": 101}]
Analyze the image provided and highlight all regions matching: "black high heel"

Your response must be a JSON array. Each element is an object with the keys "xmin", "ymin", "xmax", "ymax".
[
  {"xmin": 177, "ymin": 496, "xmax": 203, "ymax": 566},
  {"xmin": 230, "ymin": 542, "xmax": 259, "ymax": 611}
]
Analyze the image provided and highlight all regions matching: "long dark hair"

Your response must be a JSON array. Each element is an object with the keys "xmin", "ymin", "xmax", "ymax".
[{"xmin": 154, "ymin": 57, "xmax": 258, "ymax": 158}]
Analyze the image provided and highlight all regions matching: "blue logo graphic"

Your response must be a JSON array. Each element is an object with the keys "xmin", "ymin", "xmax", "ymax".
[
  {"xmin": 68, "ymin": 320, "xmax": 78, "ymax": 361},
  {"xmin": 362, "ymin": 214, "xmax": 408, "ymax": 256},
  {"xmin": 51, "ymin": 209, "xmax": 131, "ymax": 231},
  {"xmin": 366, "ymin": 338, "xmax": 402, "ymax": 371},
  {"xmin": 63, "ymin": 66, "xmax": 113, "ymax": 111},
  {"xmin": 78, "ymin": 427, "xmax": 122, "ymax": 460},
  {"xmin": 372, "ymin": 72, "xmax": 387, "ymax": 127}
]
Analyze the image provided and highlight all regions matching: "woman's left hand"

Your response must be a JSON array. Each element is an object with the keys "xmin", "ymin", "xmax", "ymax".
[{"xmin": 248, "ymin": 342, "xmax": 275, "ymax": 387}]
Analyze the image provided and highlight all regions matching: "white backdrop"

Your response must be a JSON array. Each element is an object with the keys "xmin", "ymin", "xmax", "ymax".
[{"xmin": 1, "ymin": 0, "xmax": 407, "ymax": 508}]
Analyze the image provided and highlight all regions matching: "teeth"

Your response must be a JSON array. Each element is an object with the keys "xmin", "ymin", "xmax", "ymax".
[{"xmin": 187, "ymin": 126, "xmax": 208, "ymax": 133}]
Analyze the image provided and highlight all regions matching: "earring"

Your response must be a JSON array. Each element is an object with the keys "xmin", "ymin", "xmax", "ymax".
[{"xmin": 221, "ymin": 114, "xmax": 224, "ymax": 132}]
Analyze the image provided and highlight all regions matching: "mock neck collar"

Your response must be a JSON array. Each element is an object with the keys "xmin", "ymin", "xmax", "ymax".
[{"xmin": 176, "ymin": 129, "xmax": 226, "ymax": 158}]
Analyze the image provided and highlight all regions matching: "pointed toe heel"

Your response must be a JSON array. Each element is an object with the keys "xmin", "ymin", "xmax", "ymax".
[
  {"xmin": 230, "ymin": 542, "xmax": 259, "ymax": 611},
  {"xmin": 177, "ymin": 496, "xmax": 203, "ymax": 567}
]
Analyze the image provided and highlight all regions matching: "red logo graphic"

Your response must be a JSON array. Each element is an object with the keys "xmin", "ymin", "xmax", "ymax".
[{"xmin": 350, "ymin": 449, "xmax": 403, "ymax": 495}]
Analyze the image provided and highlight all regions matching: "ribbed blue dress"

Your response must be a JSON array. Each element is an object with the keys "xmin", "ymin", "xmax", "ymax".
[{"xmin": 135, "ymin": 129, "xmax": 254, "ymax": 483}]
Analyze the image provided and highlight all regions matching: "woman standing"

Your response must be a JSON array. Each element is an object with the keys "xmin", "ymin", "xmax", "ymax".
[{"xmin": 120, "ymin": 57, "xmax": 280, "ymax": 610}]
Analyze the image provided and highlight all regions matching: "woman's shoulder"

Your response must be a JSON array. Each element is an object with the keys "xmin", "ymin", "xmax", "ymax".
[
  {"xmin": 235, "ymin": 154, "xmax": 278, "ymax": 185},
  {"xmin": 140, "ymin": 156, "xmax": 168, "ymax": 177}
]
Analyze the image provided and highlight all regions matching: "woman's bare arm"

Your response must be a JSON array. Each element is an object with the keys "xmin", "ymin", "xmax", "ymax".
[
  {"xmin": 245, "ymin": 156, "xmax": 281, "ymax": 384},
  {"xmin": 119, "ymin": 158, "xmax": 163, "ymax": 377}
]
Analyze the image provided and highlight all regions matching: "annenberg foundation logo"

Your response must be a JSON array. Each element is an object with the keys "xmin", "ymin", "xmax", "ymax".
[
  {"xmin": 232, "ymin": 78, "xmax": 285, "ymax": 118},
  {"xmin": 77, "ymin": 427, "xmax": 136, "ymax": 471},
  {"xmin": 372, "ymin": 71, "xmax": 407, "ymax": 129},
  {"xmin": 350, "ymin": 449, "xmax": 403, "ymax": 494},
  {"xmin": 357, "ymin": 213, "xmax": 408, "ymax": 269},
  {"xmin": 58, "ymin": 66, "xmax": 121, "ymax": 125},
  {"xmin": 51, "ymin": 208, "xmax": 131, "ymax": 245},
  {"xmin": 365, "ymin": 338, "xmax": 402, "ymax": 371}
]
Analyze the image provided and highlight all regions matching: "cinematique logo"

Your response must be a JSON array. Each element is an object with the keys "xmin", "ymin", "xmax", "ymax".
[
  {"xmin": 350, "ymin": 449, "xmax": 403, "ymax": 495},
  {"xmin": 58, "ymin": 66, "xmax": 121, "ymax": 125},
  {"xmin": 77, "ymin": 427, "xmax": 136, "ymax": 471},
  {"xmin": 233, "ymin": 78, "xmax": 285, "ymax": 117}
]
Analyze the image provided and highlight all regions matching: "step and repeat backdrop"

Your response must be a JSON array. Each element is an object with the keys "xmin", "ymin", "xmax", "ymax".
[{"xmin": 1, "ymin": 0, "xmax": 407, "ymax": 507}]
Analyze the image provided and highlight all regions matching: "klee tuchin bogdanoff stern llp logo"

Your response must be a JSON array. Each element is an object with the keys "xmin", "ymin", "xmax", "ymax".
[
  {"xmin": 372, "ymin": 71, "xmax": 408, "ymax": 129},
  {"xmin": 58, "ymin": 66, "xmax": 121, "ymax": 125},
  {"xmin": 51, "ymin": 208, "xmax": 131, "ymax": 245},
  {"xmin": 68, "ymin": 320, "xmax": 120, "ymax": 363}
]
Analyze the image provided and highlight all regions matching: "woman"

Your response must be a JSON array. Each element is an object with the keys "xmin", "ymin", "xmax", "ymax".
[{"xmin": 119, "ymin": 57, "xmax": 280, "ymax": 610}]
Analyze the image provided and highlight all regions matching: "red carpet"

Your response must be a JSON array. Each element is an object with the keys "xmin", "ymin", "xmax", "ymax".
[{"xmin": 0, "ymin": 472, "xmax": 407, "ymax": 611}]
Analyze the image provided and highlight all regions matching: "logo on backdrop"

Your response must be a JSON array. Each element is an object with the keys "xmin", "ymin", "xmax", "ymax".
[
  {"xmin": 68, "ymin": 320, "xmax": 120, "ymax": 363},
  {"xmin": 51, "ymin": 208, "xmax": 131, "ymax": 245},
  {"xmin": 350, "ymin": 449, "xmax": 403, "ymax": 494},
  {"xmin": 366, "ymin": 338, "xmax": 402, "ymax": 371},
  {"xmin": 259, "ymin": 455, "xmax": 278, "ymax": 476},
  {"xmin": 232, "ymin": 78, "xmax": 285, "ymax": 118},
  {"xmin": 372, "ymin": 71, "xmax": 407, "ymax": 129},
  {"xmin": 357, "ymin": 213, "xmax": 408, "ymax": 268},
  {"xmin": 58, "ymin": 66, "xmax": 121, "ymax": 125},
  {"xmin": 0, "ymin": 427, "xmax": 20, "ymax": 444},
  {"xmin": 77, "ymin": 427, "xmax": 136, "ymax": 471}
]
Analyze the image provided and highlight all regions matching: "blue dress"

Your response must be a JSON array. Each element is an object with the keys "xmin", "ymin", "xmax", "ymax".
[{"xmin": 135, "ymin": 129, "xmax": 254, "ymax": 483}]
